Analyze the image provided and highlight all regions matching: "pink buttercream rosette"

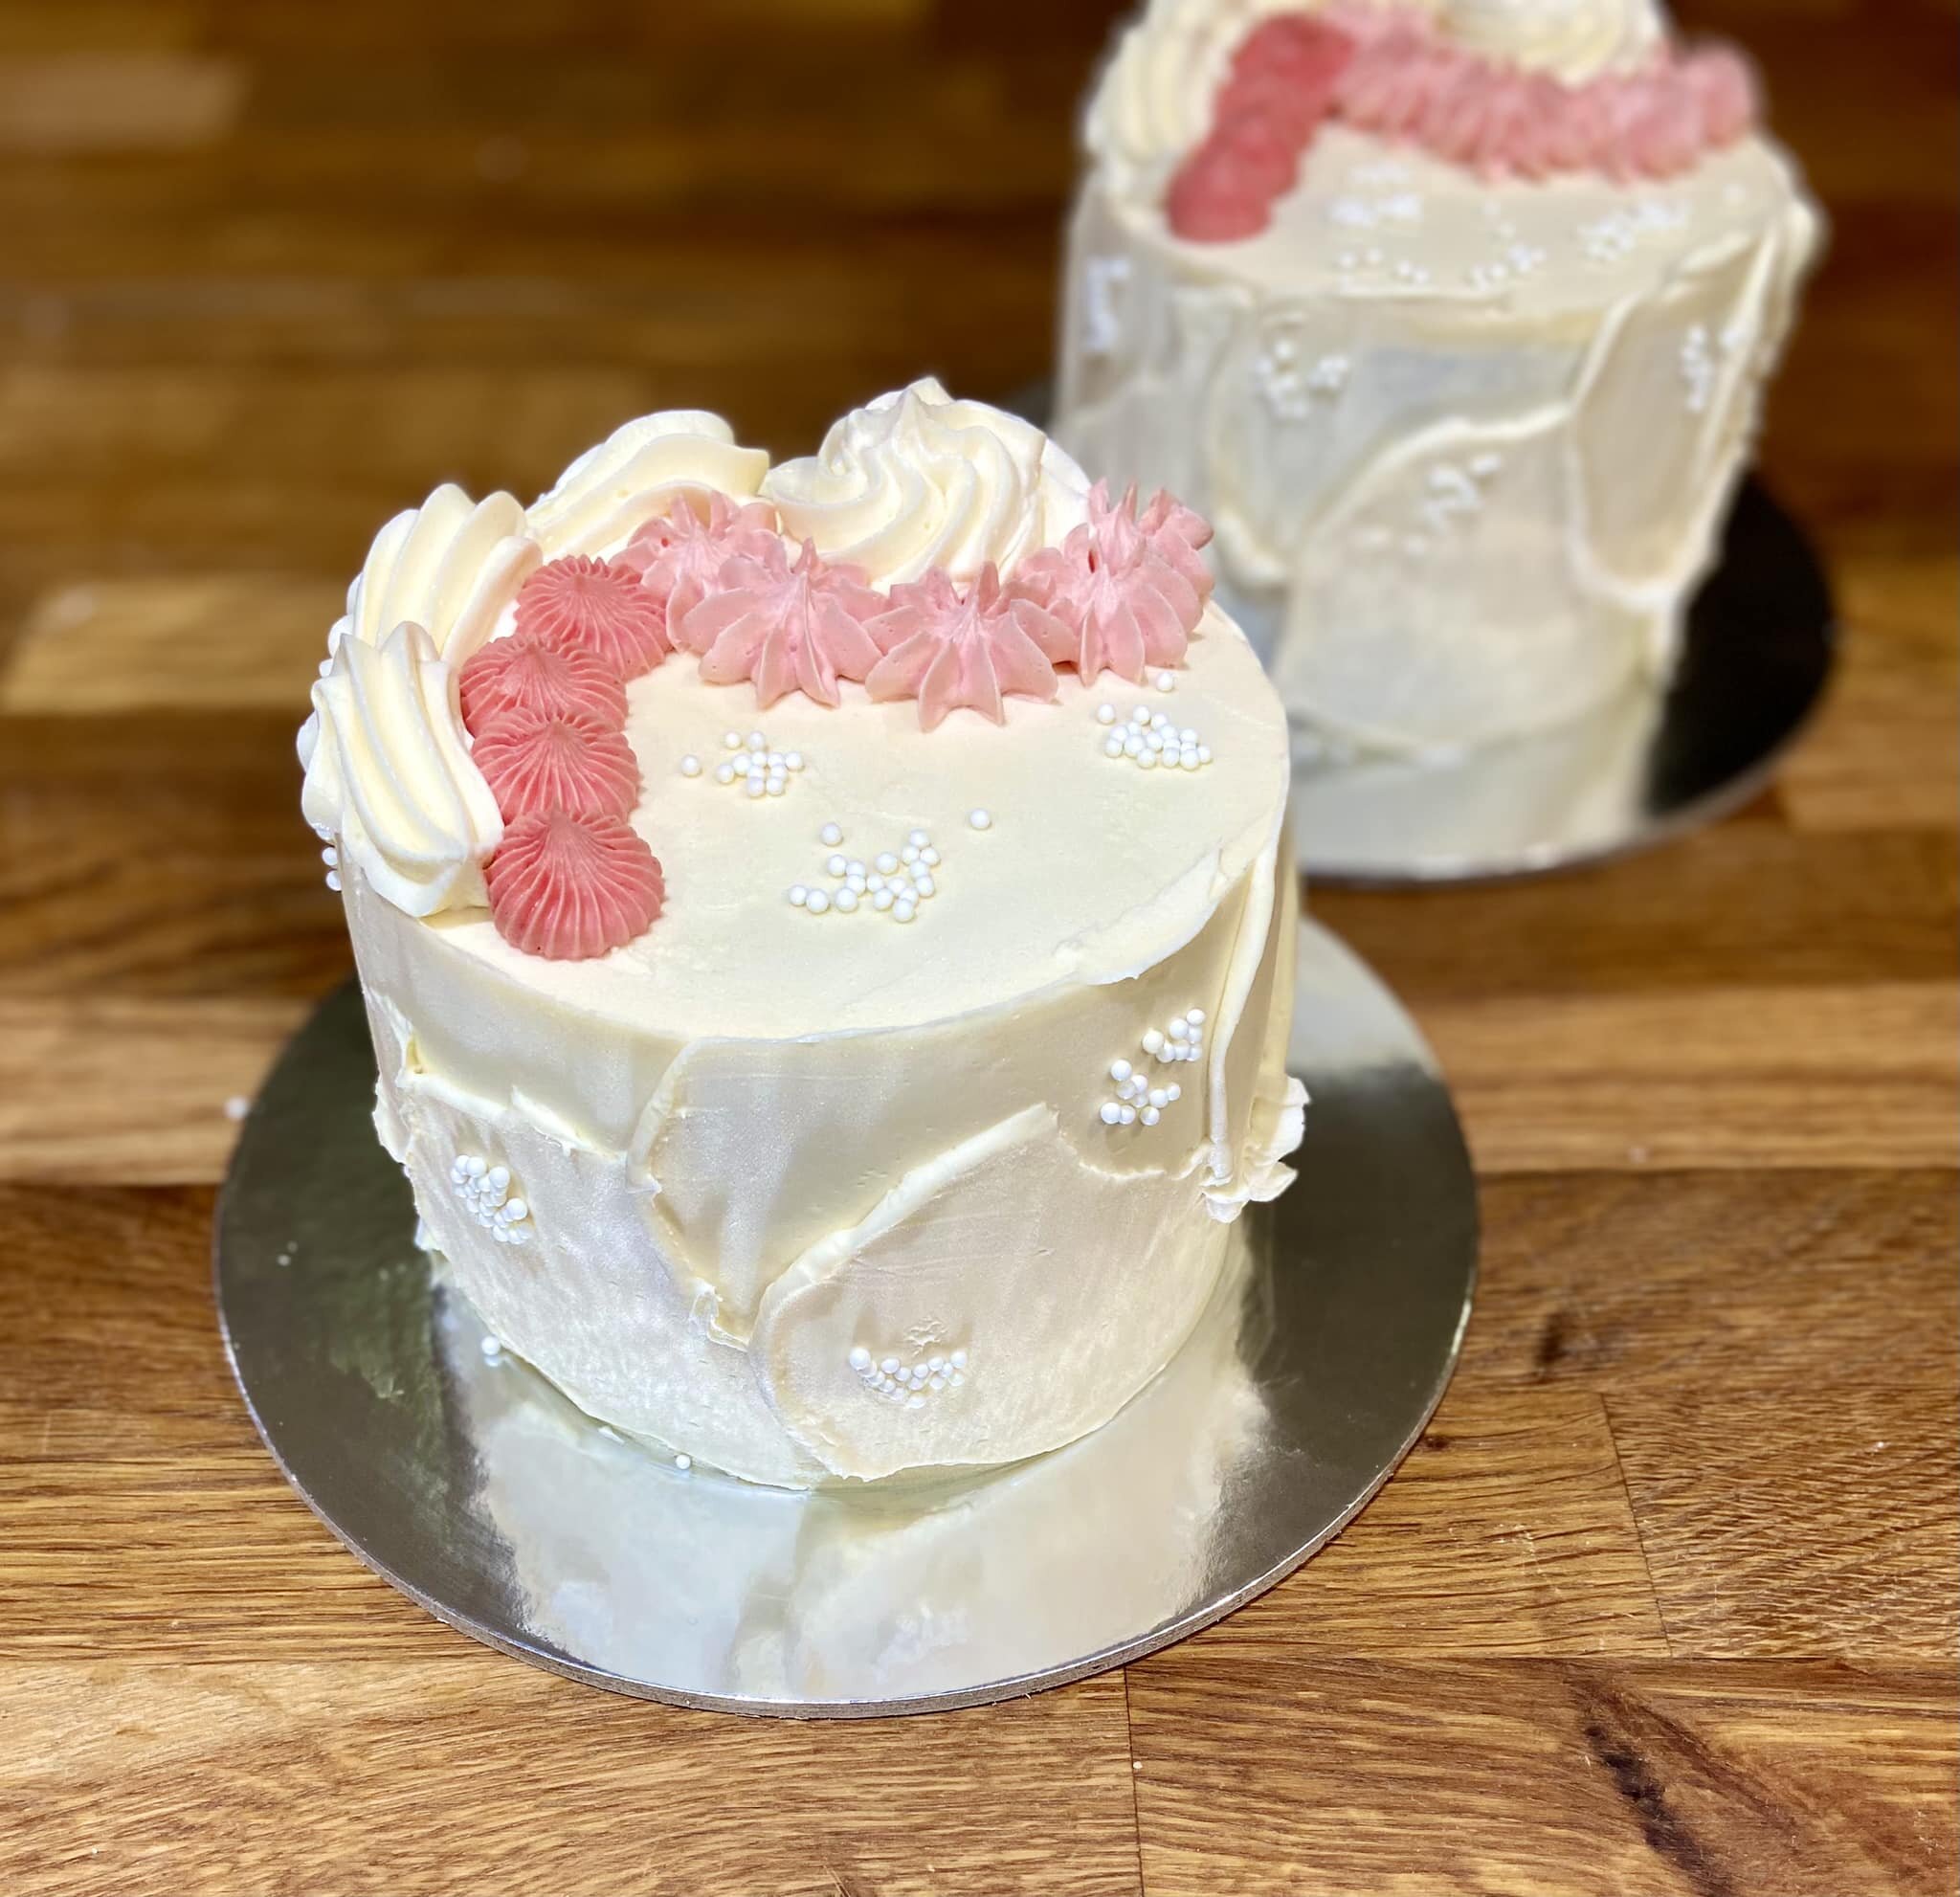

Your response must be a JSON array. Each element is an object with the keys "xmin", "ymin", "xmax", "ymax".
[
  {"xmin": 471, "ymin": 705, "xmax": 643, "ymax": 823},
  {"xmin": 619, "ymin": 492, "xmax": 784, "ymax": 649},
  {"xmin": 458, "ymin": 632, "xmax": 629, "ymax": 735},
  {"xmin": 485, "ymin": 811, "xmax": 665, "ymax": 961},
  {"xmin": 515, "ymin": 554, "xmax": 669, "ymax": 679},
  {"xmin": 681, "ymin": 538, "xmax": 887, "ymax": 709}
]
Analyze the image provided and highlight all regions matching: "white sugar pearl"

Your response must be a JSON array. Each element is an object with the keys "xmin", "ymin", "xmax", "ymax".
[
  {"xmin": 1142, "ymin": 1029, "xmax": 1164, "ymax": 1054},
  {"xmin": 880, "ymin": 1356, "xmax": 900, "ymax": 1375},
  {"xmin": 324, "ymin": 871, "xmax": 343, "ymax": 891},
  {"xmin": 1151, "ymin": 713, "xmax": 1170, "ymax": 730},
  {"xmin": 1132, "ymin": 704, "xmax": 1150, "ymax": 723},
  {"xmin": 747, "ymin": 731, "xmax": 766, "ymax": 750},
  {"xmin": 679, "ymin": 755, "xmax": 702, "ymax": 777},
  {"xmin": 1119, "ymin": 1105, "xmax": 1137, "ymax": 1126},
  {"xmin": 913, "ymin": 873, "xmax": 936, "ymax": 898},
  {"xmin": 1148, "ymin": 1088, "xmax": 1169, "ymax": 1109},
  {"xmin": 480, "ymin": 1335, "xmax": 502, "ymax": 1357},
  {"xmin": 819, "ymin": 822, "xmax": 842, "ymax": 846},
  {"xmin": 1097, "ymin": 703, "xmax": 1117, "ymax": 725},
  {"xmin": 1137, "ymin": 750, "xmax": 1157, "ymax": 770},
  {"xmin": 675, "ymin": 1454, "xmax": 692, "ymax": 1471},
  {"xmin": 873, "ymin": 889, "xmax": 894, "ymax": 911},
  {"xmin": 1103, "ymin": 736, "xmax": 1125, "ymax": 758},
  {"xmin": 714, "ymin": 763, "xmax": 735, "ymax": 785},
  {"xmin": 921, "ymin": 846, "xmax": 940, "ymax": 866},
  {"xmin": 1110, "ymin": 1059, "xmax": 1133, "ymax": 1082},
  {"xmin": 893, "ymin": 901, "xmax": 916, "ymax": 923},
  {"xmin": 834, "ymin": 888, "xmax": 859, "ymax": 913},
  {"xmin": 1123, "ymin": 734, "xmax": 1143, "ymax": 757},
  {"xmin": 908, "ymin": 829, "xmax": 928, "ymax": 846},
  {"xmin": 806, "ymin": 890, "xmax": 831, "ymax": 915},
  {"xmin": 732, "ymin": 754, "xmax": 751, "ymax": 775},
  {"xmin": 1168, "ymin": 1018, "xmax": 1189, "ymax": 1042},
  {"xmin": 902, "ymin": 844, "xmax": 919, "ymax": 864},
  {"xmin": 788, "ymin": 886, "xmax": 808, "ymax": 906},
  {"xmin": 767, "ymin": 776, "xmax": 787, "ymax": 795},
  {"xmin": 1100, "ymin": 1102, "xmax": 1123, "ymax": 1126},
  {"xmin": 1141, "ymin": 1105, "xmax": 1161, "ymax": 1127},
  {"xmin": 1187, "ymin": 1009, "xmax": 1204, "ymax": 1025},
  {"xmin": 1181, "ymin": 749, "xmax": 1200, "ymax": 770},
  {"xmin": 1198, "ymin": 746, "xmax": 1212, "ymax": 764},
  {"xmin": 746, "ymin": 776, "xmax": 766, "ymax": 798},
  {"xmin": 723, "ymin": 731, "xmax": 743, "ymax": 750},
  {"xmin": 875, "ymin": 852, "xmax": 899, "ymax": 875},
  {"xmin": 849, "ymin": 1346, "xmax": 872, "ymax": 1371},
  {"xmin": 846, "ymin": 859, "xmax": 865, "ymax": 878},
  {"xmin": 786, "ymin": 751, "xmax": 805, "ymax": 771},
  {"xmin": 487, "ymin": 1165, "xmax": 509, "ymax": 1190},
  {"xmin": 466, "ymin": 1156, "xmax": 487, "ymax": 1176},
  {"xmin": 826, "ymin": 853, "xmax": 847, "ymax": 877},
  {"xmin": 1155, "ymin": 671, "xmax": 1176, "ymax": 692},
  {"xmin": 1167, "ymin": 1082, "xmax": 1181, "ymax": 1102},
  {"xmin": 968, "ymin": 809, "xmax": 991, "ymax": 831}
]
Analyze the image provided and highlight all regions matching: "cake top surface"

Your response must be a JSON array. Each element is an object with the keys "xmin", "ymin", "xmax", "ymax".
[
  {"xmin": 299, "ymin": 380, "xmax": 1291, "ymax": 1038},
  {"xmin": 1108, "ymin": 121, "xmax": 1806, "ymax": 311},
  {"xmin": 1083, "ymin": 0, "xmax": 1785, "ymax": 241}
]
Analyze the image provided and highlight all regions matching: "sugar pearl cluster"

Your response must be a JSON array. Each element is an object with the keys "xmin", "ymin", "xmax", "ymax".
[
  {"xmin": 849, "ymin": 1343, "xmax": 968, "ymax": 1408},
  {"xmin": 1098, "ymin": 1007, "xmax": 1205, "ymax": 1127},
  {"xmin": 1097, "ymin": 702, "xmax": 1213, "ymax": 772},
  {"xmin": 450, "ymin": 1154, "xmax": 532, "ymax": 1245},
  {"xmin": 789, "ymin": 822, "xmax": 941, "ymax": 923},
  {"xmin": 679, "ymin": 727, "xmax": 807, "ymax": 798}
]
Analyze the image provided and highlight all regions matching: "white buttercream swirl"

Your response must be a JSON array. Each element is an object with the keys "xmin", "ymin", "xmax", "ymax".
[
  {"xmin": 299, "ymin": 621, "xmax": 502, "ymax": 917},
  {"xmin": 1442, "ymin": 0, "xmax": 1666, "ymax": 82},
  {"xmin": 335, "ymin": 484, "xmax": 540, "ymax": 666},
  {"xmin": 528, "ymin": 411, "xmax": 770, "ymax": 557},
  {"xmin": 760, "ymin": 378, "xmax": 1091, "ymax": 590}
]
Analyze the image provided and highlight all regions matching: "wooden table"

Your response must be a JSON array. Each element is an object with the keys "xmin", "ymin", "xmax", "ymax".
[{"xmin": 1, "ymin": 2, "xmax": 1952, "ymax": 1891}]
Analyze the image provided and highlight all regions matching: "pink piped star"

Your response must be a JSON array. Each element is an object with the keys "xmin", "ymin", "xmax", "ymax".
[
  {"xmin": 618, "ymin": 492, "xmax": 783, "ymax": 650},
  {"xmin": 865, "ymin": 565, "xmax": 1074, "ymax": 730},
  {"xmin": 682, "ymin": 538, "xmax": 885, "ymax": 709},
  {"xmin": 1013, "ymin": 481, "xmax": 1214, "ymax": 685}
]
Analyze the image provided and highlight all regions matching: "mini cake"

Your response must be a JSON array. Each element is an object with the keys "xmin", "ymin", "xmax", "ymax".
[
  {"xmin": 299, "ymin": 379, "xmax": 1304, "ymax": 1487},
  {"xmin": 1055, "ymin": 0, "xmax": 1821, "ymax": 755}
]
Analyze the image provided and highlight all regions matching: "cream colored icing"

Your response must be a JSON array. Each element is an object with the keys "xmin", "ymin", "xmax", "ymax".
[
  {"xmin": 528, "ymin": 410, "xmax": 770, "ymax": 557},
  {"xmin": 1055, "ymin": 122, "xmax": 1819, "ymax": 754},
  {"xmin": 315, "ymin": 394, "xmax": 1303, "ymax": 1487},
  {"xmin": 332, "ymin": 482, "xmax": 540, "ymax": 666},
  {"xmin": 299, "ymin": 622, "xmax": 501, "ymax": 915},
  {"xmin": 1439, "ymin": 0, "xmax": 1664, "ymax": 83},
  {"xmin": 761, "ymin": 378, "xmax": 1091, "ymax": 589}
]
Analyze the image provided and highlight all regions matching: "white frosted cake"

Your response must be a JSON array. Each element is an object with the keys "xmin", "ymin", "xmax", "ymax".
[
  {"xmin": 298, "ymin": 380, "xmax": 1304, "ymax": 1488},
  {"xmin": 1055, "ymin": 0, "xmax": 1820, "ymax": 756}
]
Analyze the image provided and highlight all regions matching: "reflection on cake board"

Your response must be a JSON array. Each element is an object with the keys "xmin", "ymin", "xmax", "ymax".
[
  {"xmin": 1006, "ymin": 382, "xmax": 1834, "ymax": 884},
  {"xmin": 214, "ymin": 921, "xmax": 1476, "ymax": 1717}
]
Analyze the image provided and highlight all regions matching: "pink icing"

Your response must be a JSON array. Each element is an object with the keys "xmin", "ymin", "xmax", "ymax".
[
  {"xmin": 1167, "ymin": 8, "xmax": 1761, "ymax": 240},
  {"xmin": 458, "ymin": 633, "xmax": 629, "ymax": 736},
  {"xmin": 619, "ymin": 492, "xmax": 783, "ymax": 649},
  {"xmin": 1013, "ymin": 482, "xmax": 1214, "ymax": 685},
  {"xmin": 470, "ymin": 706, "xmax": 642, "ymax": 822},
  {"xmin": 486, "ymin": 811, "xmax": 664, "ymax": 961},
  {"xmin": 683, "ymin": 538, "xmax": 886, "ymax": 708},
  {"xmin": 865, "ymin": 566, "xmax": 1074, "ymax": 730},
  {"xmin": 515, "ymin": 555, "xmax": 669, "ymax": 680}
]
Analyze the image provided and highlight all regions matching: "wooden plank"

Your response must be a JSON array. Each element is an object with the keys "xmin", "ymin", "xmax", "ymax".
[
  {"xmin": 1314, "ymin": 826, "xmax": 1958, "ymax": 1004},
  {"xmin": 1, "ymin": 576, "xmax": 341, "ymax": 715},
  {"xmin": 1612, "ymin": 1386, "xmax": 1960, "ymax": 1663},
  {"xmin": 1425, "ymin": 983, "xmax": 1959, "ymax": 1172},
  {"xmin": 0, "ymin": 1661, "xmax": 1143, "ymax": 1897},
  {"xmin": 0, "ymin": 997, "xmax": 302, "ymax": 1183},
  {"xmin": 1128, "ymin": 1657, "xmax": 1958, "ymax": 1897},
  {"xmin": 1459, "ymin": 1171, "xmax": 1960, "ymax": 1402},
  {"xmin": 1781, "ymin": 556, "xmax": 1960, "ymax": 834},
  {"xmin": 1193, "ymin": 1389, "xmax": 1669, "ymax": 1660},
  {"xmin": 0, "ymin": 55, "xmax": 244, "ymax": 152}
]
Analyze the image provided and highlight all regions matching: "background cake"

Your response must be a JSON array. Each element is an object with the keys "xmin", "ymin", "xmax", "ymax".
[
  {"xmin": 1055, "ymin": 0, "xmax": 1821, "ymax": 756},
  {"xmin": 299, "ymin": 380, "xmax": 1304, "ymax": 1488}
]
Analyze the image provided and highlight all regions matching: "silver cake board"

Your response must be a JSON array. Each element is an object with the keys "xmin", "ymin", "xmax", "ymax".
[
  {"xmin": 215, "ymin": 921, "xmax": 1478, "ymax": 1717},
  {"xmin": 1000, "ymin": 382, "xmax": 1835, "ymax": 884}
]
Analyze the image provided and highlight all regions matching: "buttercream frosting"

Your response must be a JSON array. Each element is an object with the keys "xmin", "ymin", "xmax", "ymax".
[
  {"xmin": 307, "ymin": 391, "xmax": 1304, "ymax": 1486},
  {"xmin": 299, "ymin": 621, "xmax": 502, "ymax": 915},
  {"xmin": 761, "ymin": 378, "xmax": 1092, "ymax": 589}
]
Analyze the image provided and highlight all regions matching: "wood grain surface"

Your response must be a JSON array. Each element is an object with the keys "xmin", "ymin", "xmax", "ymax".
[{"xmin": 0, "ymin": 1, "xmax": 1953, "ymax": 1892}]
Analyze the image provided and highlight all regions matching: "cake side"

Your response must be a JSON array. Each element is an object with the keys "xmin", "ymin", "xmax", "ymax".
[
  {"xmin": 301, "ymin": 381, "xmax": 1304, "ymax": 1486},
  {"xmin": 1055, "ymin": 0, "xmax": 1822, "ymax": 757}
]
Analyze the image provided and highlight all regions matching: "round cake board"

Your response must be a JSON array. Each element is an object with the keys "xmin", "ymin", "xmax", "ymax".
[{"xmin": 215, "ymin": 921, "xmax": 1478, "ymax": 1717}]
